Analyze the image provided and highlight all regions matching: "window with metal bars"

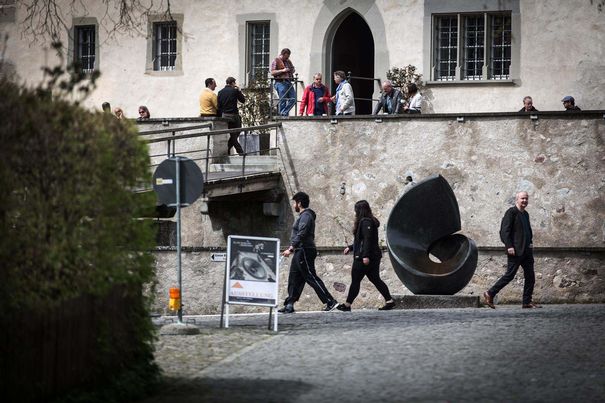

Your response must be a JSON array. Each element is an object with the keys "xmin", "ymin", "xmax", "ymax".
[
  {"xmin": 74, "ymin": 25, "xmax": 96, "ymax": 72},
  {"xmin": 247, "ymin": 21, "xmax": 270, "ymax": 83},
  {"xmin": 435, "ymin": 16, "xmax": 457, "ymax": 81},
  {"xmin": 153, "ymin": 21, "xmax": 177, "ymax": 71},
  {"xmin": 433, "ymin": 12, "xmax": 511, "ymax": 81}
]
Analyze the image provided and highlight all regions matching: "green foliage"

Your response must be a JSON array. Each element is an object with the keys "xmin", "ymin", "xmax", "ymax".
[
  {"xmin": 240, "ymin": 70, "xmax": 271, "ymax": 131},
  {"xmin": 386, "ymin": 65, "xmax": 424, "ymax": 100},
  {"xmin": 0, "ymin": 78, "xmax": 155, "ymax": 308},
  {"xmin": 0, "ymin": 48, "xmax": 159, "ymax": 401}
]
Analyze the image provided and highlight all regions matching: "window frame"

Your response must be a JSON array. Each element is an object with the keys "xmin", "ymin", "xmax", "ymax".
[
  {"xmin": 74, "ymin": 24, "xmax": 96, "ymax": 73},
  {"xmin": 246, "ymin": 20, "xmax": 271, "ymax": 83},
  {"xmin": 68, "ymin": 18, "xmax": 100, "ymax": 74},
  {"xmin": 152, "ymin": 21, "xmax": 177, "ymax": 71},
  {"xmin": 423, "ymin": 0, "xmax": 519, "ymax": 85},
  {"xmin": 432, "ymin": 12, "xmax": 512, "ymax": 82},
  {"xmin": 145, "ymin": 14, "xmax": 184, "ymax": 76}
]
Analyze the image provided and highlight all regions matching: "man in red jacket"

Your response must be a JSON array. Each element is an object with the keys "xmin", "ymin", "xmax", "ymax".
[{"xmin": 299, "ymin": 73, "xmax": 331, "ymax": 116}]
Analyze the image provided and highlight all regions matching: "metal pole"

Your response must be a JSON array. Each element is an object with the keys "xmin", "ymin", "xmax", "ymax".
[
  {"xmin": 220, "ymin": 258, "xmax": 227, "ymax": 328},
  {"xmin": 175, "ymin": 156, "xmax": 183, "ymax": 323},
  {"xmin": 172, "ymin": 131, "xmax": 176, "ymax": 157},
  {"xmin": 268, "ymin": 308, "xmax": 273, "ymax": 330},
  {"xmin": 242, "ymin": 130, "xmax": 247, "ymax": 177},
  {"xmin": 205, "ymin": 132, "xmax": 210, "ymax": 177}
]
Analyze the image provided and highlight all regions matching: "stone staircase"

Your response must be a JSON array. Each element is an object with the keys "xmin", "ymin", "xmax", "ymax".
[{"xmin": 209, "ymin": 155, "xmax": 281, "ymax": 174}]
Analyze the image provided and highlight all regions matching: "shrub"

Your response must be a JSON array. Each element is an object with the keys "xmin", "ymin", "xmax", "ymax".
[
  {"xmin": 386, "ymin": 65, "xmax": 424, "ymax": 100},
  {"xmin": 0, "ymin": 75, "xmax": 159, "ymax": 401}
]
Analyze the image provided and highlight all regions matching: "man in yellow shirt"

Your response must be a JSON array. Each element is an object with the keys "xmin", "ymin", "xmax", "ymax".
[{"xmin": 199, "ymin": 78, "xmax": 218, "ymax": 116}]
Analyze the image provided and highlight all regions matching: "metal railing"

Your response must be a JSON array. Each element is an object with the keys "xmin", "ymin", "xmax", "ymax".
[
  {"xmin": 141, "ymin": 122, "xmax": 283, "ymax": 183},
  {"xmin": 346, "ymin": 71, "xmax": 383, "ymax": 107}
]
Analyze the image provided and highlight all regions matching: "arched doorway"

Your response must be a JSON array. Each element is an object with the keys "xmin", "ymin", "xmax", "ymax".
[{"xmin": 330, "ymin": 12, "xmax": 375, "ymax": 115}]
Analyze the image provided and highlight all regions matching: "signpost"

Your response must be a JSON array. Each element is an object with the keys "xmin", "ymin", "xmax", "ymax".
[
  {"xmin": 221, "ymin": 235, "xmax": 280, "ymax": 331},
  {"xmin": 153, "ymin": 156, "xmax": 204, "ymax": 323}
]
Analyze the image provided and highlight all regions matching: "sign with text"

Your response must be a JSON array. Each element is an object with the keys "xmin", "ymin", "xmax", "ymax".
[
  {"xmin": 226, "ymin": 235, "xmax": 280, "ymax": 307},
  {"xmin": 211, "ymin": 252, "xmax": 227, "ymax": 262}
]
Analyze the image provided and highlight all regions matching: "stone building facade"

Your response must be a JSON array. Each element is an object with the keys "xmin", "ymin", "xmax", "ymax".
[
  {"xmin": 2, "ymin": 1, "xmax": 604, "ymax": 312},
  {"xmin": 1, "ymin": 0, "xmax": 605, "ymax": 116}
]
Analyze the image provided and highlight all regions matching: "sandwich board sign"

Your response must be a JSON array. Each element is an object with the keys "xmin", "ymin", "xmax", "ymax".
[{"xmin": 222, "ymin": 235, "xmax": 280, "ymax": 331}]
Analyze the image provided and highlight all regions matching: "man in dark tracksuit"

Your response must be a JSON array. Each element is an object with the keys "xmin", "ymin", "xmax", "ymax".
[
  {"xmin": 484, "ymin": 191, "xmax": 540, "ymax": 309},
  {"xmin": 279, "ymin": 192, "xmax": 338, "ymax": 313}
]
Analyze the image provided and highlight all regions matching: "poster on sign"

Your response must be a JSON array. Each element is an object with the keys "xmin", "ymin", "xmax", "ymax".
[{"xmin": 226, "ymin": 235, "xmax": 280, "ymax": 307}]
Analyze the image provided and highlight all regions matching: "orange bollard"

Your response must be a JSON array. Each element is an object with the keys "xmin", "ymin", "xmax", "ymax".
[{"xmin": 169, "ymin": 287, "xmax": 181, "ymax": 311}]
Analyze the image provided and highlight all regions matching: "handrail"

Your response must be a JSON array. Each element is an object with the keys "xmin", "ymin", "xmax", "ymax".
[
  {"xmin": 145, "ymin": 122, "xmax": 282, "ymax": 144},
  {"xmin": 138, "ymin": 123, "xmax": 214, "ymax": 136}
]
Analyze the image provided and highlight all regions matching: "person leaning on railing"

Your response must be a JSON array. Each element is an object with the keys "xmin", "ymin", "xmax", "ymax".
[
  {"xmin": 199, "ymin": 77, "xmax": 218, "ymax": 117},
  {"xmin": 403, "ymin": 83, "xmax": 422, "ymax": 114},
  {"xmin": 519, "ymin": 96, "xmax": 538, "ymax": 112},
  {"xmin": 270, "ymin": 48, "xmax": 296, "ymax": 117},
  {"xmin": 373, "ymin": 80, "xmax": 403, "ymax": 115}
]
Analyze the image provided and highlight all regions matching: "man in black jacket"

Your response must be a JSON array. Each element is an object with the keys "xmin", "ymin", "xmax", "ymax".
[
  {"xmin": 484, "ymin": 191, "xmax": 540, "ymax": 309},
  {"xmin": 217, "ymin": 77, "xmax": 245, "ymax": 155},
  {"xmin": 279, "ymin": 192, "xmax": 338, "ymax": 313}
]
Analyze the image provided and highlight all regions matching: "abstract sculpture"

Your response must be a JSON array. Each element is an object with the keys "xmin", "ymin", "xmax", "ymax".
[{"xmin": 386, "ymin": 175, "xmax": 478, "ymax": 295}]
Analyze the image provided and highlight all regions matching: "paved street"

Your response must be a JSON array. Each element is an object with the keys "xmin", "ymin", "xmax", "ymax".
[{"xmin": 145, "ymin": 305, "xmax": 605, "ymax": 403}]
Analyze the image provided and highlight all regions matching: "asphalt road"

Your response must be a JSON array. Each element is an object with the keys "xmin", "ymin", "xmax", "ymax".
[{"xmin": 145, "ymin": 304, "xmax": 605, "ymax": 403}]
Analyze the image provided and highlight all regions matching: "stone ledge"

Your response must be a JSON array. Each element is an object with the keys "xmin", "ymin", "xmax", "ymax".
[{"xmin": 392, "ymin": 294, "xmax": 480, "ymax": 309}]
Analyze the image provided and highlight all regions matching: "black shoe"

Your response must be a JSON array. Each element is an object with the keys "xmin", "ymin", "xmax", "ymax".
[
  {"xmin": 324, "ymin": 300, "xmax": 338, "ymax": 311},
  {"xmin": 336, "ymin": 303, "xmax": 351, "ymax": 312},
  {"xmin": 278, "ymin": 304, "xmax": 294, "ymax": 314},
  {"xmin": 378, "ymin": 301, "xmax": 396, "ymax": 311}
]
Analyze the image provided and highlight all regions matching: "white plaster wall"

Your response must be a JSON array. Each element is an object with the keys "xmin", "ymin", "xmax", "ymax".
[{"xmin": 1, "ymin": 0, "xmax": 604, "ymax": 115}]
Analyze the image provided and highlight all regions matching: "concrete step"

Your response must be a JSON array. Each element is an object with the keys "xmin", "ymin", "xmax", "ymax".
[
  {"xmin": 210, "ymin": 156, "xmax": 280, "ymax": 173},
  {"xmin": 222, "ymin": 155, "xmax": 280, "ymax": 164},
  {"xmin": 209, "ymin": 163, "xmax": 280, "ymax": 173}
]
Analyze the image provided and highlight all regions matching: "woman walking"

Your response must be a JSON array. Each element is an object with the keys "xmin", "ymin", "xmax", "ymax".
[{"xmin": 337, "ymin": 200, "xmax": 395, "ymax": 311}]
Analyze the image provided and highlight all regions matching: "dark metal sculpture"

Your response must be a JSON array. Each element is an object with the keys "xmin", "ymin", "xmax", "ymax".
[{"xmin": 386, "ymin": 175, "xmax": 478, "ymax": 295}]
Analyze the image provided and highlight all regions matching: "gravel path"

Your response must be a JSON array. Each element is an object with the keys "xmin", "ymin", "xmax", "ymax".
[{"xmin": 144, "ymin": 305, "xmax": 605, "ymax": 402}]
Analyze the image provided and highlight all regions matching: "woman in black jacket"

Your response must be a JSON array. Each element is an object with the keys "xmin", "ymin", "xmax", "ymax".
[{"xmin": 337, "ymin": 200, "xmax": 395, "ymax": 311}]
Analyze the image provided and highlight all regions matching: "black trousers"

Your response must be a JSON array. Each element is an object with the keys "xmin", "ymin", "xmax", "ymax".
[
  {"xmin": 284, "ymin": 248, "xmax": 334, "ymax": 306},
  {"xmin": 489, "ymin": 250, "xmax": 535, "ymax": 305},
  {"xmin": 222, "ymin": 113, "xmax": 244, "ymax": 155},
  {"xmin": 346, "ymin": 259, "xmax": 392, "ymax": 304}
]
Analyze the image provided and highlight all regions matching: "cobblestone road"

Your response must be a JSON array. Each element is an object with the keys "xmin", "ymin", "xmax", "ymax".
[{"xmin": 144, "ymin": 304, "xmax": 605, "ymax": 402}]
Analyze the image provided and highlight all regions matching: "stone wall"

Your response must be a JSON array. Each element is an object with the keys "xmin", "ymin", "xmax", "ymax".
[
  {"xmin": 150, "ymin": 113, "xmax": 605, "ymax": 313},
  {"xmin": 152, "ymin": 248, "xmax": 603, "ymax": 315}
]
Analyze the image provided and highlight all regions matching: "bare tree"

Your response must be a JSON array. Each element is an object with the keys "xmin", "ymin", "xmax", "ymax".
[{"xmin": 19, "ymin": 0, "xmax": 173, "ymax": 42}]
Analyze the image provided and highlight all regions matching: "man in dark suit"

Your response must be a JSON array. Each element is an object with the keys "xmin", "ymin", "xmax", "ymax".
[{"xmin": 484, "ymin": 191, "xmax": 541, "ymax": 309}]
